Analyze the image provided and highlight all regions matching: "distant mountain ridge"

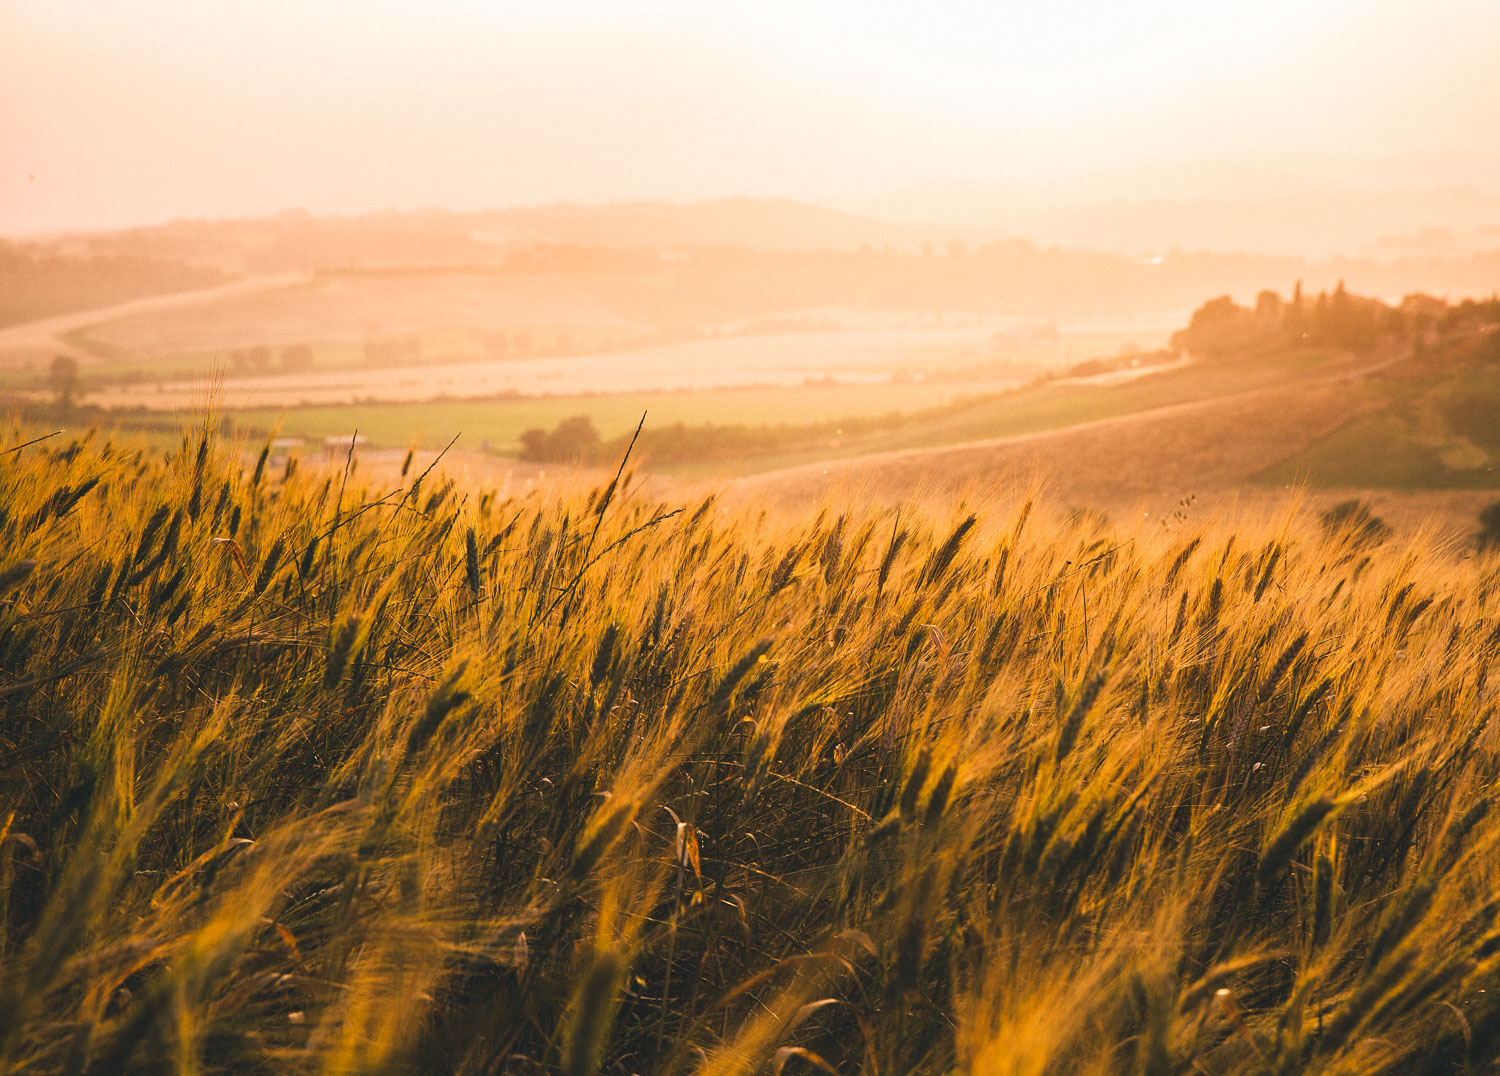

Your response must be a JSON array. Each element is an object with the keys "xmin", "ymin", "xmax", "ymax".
[
  {"xmin": 855, "ymin": 152, "xmax": 1500, "ymax": 259},
  {"xmin": 472, "ymin": 197, "xmax": 982, "ymax": 252},
  {"xmin": 15, "ymin": 198, "xmax": 991, "ymax": 270}
]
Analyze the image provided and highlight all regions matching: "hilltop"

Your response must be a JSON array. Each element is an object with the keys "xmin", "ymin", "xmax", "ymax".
[{"xmin": 8, "ymin": 197, "xmax": 1500, "ymax": 340}]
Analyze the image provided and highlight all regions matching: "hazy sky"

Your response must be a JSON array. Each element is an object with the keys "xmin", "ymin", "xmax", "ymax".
[{"xmin": 4, "ymin": 0, "xmax": 1500, "ymax": 234}]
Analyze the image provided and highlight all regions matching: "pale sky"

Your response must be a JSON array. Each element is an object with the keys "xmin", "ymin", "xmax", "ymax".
[{"xmin": 4, "ymin": 0, "xmax": 1500, "ymax": 235}]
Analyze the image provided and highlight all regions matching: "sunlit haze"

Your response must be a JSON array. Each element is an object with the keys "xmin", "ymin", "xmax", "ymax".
[{"xmin": 5, "ymin": 0, "xmax": 1500, "ymax": 235}]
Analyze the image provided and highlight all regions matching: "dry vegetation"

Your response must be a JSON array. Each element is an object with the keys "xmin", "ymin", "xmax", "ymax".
[
  {"xmin": 737, "ymin": 379, "xmax": 1387, "ymax": 513},
  {"xmin": 2, "ymin": 420, "xmax": 1499, "ymax": 1074}
]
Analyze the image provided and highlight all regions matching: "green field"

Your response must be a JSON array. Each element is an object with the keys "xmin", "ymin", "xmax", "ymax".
[
  {"xmin": 1257, "ymin": 346, "xmax": 1500, "ymax": 490},
  {"xmin": 204, "ymin": 380, "xmax": 1016, "ymax": 453}
]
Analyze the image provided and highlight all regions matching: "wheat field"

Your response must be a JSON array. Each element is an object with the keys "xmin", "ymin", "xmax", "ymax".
[{"xmin": 1, "ymin": 420, "xmax": 1498, "ymax": 1075}]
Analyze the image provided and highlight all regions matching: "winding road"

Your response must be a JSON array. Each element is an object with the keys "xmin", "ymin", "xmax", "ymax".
[{"xmin": 0, "ymin": 273, "xmax": 306, "ymax": 366}]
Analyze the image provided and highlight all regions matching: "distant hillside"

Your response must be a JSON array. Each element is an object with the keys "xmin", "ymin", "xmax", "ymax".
[
  {"xmin": 37, "ymin": 199, "xmax": 970, "ymax": 277},
  {"xmin": 728, "ymin": 291, "xmax": 1500, "ymax": 512},
  {"xmin": 0, "ymin": 242, "xmax": 230, "ymax": 328},
  {"xmin": 9, "ymin": 202, "xmax": 1500, "ymax": 344},
  {"xmin": 78, "ymin": 269, "xmax": 638, "ymax": 358},
  {"xmin": 476, "ymin": 197, "xmax": 962, "ymax": 252}
]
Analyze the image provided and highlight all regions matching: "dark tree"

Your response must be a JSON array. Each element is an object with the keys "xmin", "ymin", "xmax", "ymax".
[
  {"xmin": 1170, "ymin": 295, "xmax": 1258, "ymax": 358},
  {"xmin": 1254, "ymin": 289, "xmax": 1283, "ymax": 324},
  {"xmin": 1284, "ymin": 280, "xmax": 1306, "ymax": 340},
  {"xmin": 48, "ymin": 354, "xmax": 79, "ymax": 410},
  {"xmin": 519, "ymin": 415, "xmax": 602, "ymax": 462}
]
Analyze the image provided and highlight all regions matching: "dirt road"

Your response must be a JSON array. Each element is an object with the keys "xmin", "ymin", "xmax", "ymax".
[{"xmin": 0, "ymin": 273, "xmax": 307, "ymax": 366}]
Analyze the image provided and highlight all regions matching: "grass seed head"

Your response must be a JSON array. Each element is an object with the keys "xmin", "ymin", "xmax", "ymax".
[
  {"xmin": 1257, "ymin": 796, "xmax": 1337, "ymax": 888},
  {"xmin": 899, "ymin": 745, "xmax": 933, "ymax": 826}
]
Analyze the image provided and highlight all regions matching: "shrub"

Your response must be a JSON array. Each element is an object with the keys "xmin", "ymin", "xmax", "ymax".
[
  {"xmin": 1478, "ymin": 499, "xmax": 1500, "ymax": 549},
  {"xmin": 518, "ymin": 414, "xmax": 602, "ymax": 462}
]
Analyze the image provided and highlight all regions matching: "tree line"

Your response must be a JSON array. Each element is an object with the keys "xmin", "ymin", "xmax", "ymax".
[{"xmin": 1172, "ymin": 283, "xmax": 1500, "ymax": 358}]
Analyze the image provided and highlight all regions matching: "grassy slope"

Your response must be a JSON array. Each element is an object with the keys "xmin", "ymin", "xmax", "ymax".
[
  {"xmin": 688, "ymin": 348, "xmax": 1336, "ymax": 476},
  {"xmin": 1, "ymin": 421, "xmax": 1499, "ymax": 1074},
  {"xmin": 735, "ymin": 378, "xmax": 1389, "ymax": 519},
  {"xmin": 1258, "ymin": 332, "xmax": 1500, "ymax": 490}
]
